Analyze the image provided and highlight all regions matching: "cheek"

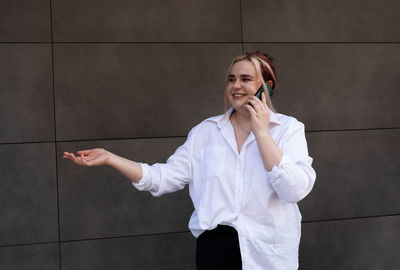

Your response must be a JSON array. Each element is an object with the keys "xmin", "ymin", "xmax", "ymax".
[
  {"xmin": 225, "ymin": 84, "xmax": 233, "ymax": 94},
  {"xmin": 249, "ymin": 83, "xmax": 261, "ymax": 94}
]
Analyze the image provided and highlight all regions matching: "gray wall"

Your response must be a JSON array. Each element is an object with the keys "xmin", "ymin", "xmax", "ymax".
[{"xmin": 1, "ymin": 0, "xmax": 399, "ymax": 269}]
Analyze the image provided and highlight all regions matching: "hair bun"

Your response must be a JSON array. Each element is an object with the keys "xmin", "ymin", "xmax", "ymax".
[{"xmin": 247, "ymin": 50, "xmax": 274, "ymax": 64}]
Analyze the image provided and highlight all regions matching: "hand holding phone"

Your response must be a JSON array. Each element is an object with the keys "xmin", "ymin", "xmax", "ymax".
[
  {"xmin": 250, "ymin": 83, "xmax": 273, "ymax": 108},
  {"xmin": 254, "ymin": 82, "xmax": 273, "ymax": 100}
]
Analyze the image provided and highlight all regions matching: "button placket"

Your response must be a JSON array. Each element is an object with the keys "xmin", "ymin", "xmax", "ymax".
[
  {"xmin": 237, "ymin": 153, "xmax": 243, "ymax": 193},
  {"xmin": 234, "ymin": 153, "xmax": 244, "ymax": 210},
  {"xmin": 236, "ymin": 148, "xmax": 246, "ymax": 210}
]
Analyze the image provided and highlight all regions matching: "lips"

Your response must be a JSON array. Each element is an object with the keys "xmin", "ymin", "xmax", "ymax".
[{"xmin": 233, "ymin": 93, "xmax": 246, "ymax": 97}]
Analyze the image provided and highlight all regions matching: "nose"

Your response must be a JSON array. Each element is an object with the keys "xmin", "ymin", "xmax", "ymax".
[{"xmin": 233, "ymin": 79, "xmax": 241, "ymax": 89}]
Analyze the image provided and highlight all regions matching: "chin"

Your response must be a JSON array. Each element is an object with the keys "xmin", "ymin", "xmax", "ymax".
[
  {"xmin": 229, "ymin": 96, "xmax": 249, "ymax": 112},
  {"xmin": 232, "ymin": 103, "xmax": 247, "ymax": 113}
]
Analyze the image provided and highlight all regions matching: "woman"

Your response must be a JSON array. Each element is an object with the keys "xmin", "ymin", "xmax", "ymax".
[{"xmin": 63, "ymin": 51, "xmax": 316, "ymax": 270}]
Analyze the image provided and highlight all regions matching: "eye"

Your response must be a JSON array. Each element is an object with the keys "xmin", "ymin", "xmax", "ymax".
[{"xmin": 228, "ymin": 77, "xmax": 235, "ymax": 82}]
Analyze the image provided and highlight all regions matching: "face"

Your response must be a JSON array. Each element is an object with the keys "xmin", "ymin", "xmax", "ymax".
[{"xmin": 226, "ymin": 60, "xmax": 262, "ymax": 113}]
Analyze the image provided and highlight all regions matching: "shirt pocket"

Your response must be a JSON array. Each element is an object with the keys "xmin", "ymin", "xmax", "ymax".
[{"xmin": 201, "ymin": 145, "xmax": 226, "ymax": 177}]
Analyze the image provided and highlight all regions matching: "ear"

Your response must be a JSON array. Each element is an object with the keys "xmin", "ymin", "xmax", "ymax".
[{"xmin": 267, "ymin": 80, "xmax": 273, "ymax": 88}]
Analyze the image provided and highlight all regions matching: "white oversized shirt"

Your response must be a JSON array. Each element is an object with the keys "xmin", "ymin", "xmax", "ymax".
[{"xmin": 133, "ymin": 107, "xmax": 316, "ymax": 270}]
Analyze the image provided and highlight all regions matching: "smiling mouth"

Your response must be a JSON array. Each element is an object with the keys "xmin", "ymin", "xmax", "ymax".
[{"xmin": 233, "ymin": 93, "xmax": 247, "ymax": 97}]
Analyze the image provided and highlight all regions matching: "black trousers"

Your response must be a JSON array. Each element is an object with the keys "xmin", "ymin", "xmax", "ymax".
[{"xmin": 196, "ymin": 225, "xmax": 242, "ymax": 270}]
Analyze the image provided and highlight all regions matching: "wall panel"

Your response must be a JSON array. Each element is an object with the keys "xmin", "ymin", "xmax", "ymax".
[
  {"xmin": 52, "ymin": 0, "xmax": 241, "ymax": 42},
  {"xmin": 0, "ymin": 243, "xmax": 59, "ymax": 270},
  {"xmin": 61, "ymin": 232, "xmax": 196, "ymax": 270},
  {"xmin": 300, "ymin": 216, "xmax": 400, "ymax": 269},
  {"xmin": 0, "ymin": 143, "xmax": 58, "ymax": 246},
  {"xmin": 0, "ymin": 0, "xmax": 51, "ymax": 42},
  {"xmin": 300, "ymin": 129, "xmax": 400, "ymax": 221},
  {"xmin": 0, "ymin": 44, "xmax": 54, "ymax": 144},
  {"xmin": 243, "ymin": 0, "xmax": 400, "ymax": 42}
]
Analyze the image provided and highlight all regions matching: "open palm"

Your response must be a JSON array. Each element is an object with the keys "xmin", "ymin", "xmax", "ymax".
[{"xmin": 63, "ymin": 148, "xmax": 110, "ymax": 167}]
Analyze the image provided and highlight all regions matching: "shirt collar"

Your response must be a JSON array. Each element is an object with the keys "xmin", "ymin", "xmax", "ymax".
[{"xmin": 208, "ymin": 107, "xmax": 282, "ymax": 129}]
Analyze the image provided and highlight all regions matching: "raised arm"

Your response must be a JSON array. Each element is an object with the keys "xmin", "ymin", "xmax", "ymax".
[
  {"xmin": 63, "ymin": 148, "xmax": 143, "ymax": 183},
  {"xmin": 247, "ymin": 93, "xmax": 316, "ymax": 203}
]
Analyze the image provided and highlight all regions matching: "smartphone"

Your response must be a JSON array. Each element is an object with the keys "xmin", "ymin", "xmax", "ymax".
[{"xmin": 255, "ymin": 83, "xmax": 274, "ymax": 100}]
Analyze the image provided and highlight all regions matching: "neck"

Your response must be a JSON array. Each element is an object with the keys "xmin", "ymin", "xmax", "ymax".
[{"xmin": 232, "ymin": 110, "xmax": 251, "ymax": 132}]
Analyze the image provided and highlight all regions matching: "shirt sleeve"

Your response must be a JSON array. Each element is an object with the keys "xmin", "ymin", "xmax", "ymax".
[
  {"xmin": 266, "ymin": 120, "xmax": 316, "ymax": 203},
  {"xmin": 132, "ymin": 128, "xmax": 195, "ymax": 197}
]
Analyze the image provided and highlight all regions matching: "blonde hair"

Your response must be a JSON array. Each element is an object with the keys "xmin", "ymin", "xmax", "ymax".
[{"xmin": 224, "ymin": 53, "xmax": 277, "ymax": 113}]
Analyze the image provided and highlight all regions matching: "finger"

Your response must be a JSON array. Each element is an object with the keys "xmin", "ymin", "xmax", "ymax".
[
  {"xmin": 77, "ymin": 149, "xmax": 93, "ymax": 156},
  {"xmin": 248, "ymin": 98, "xmax": 263, "ymax": 113},
  {"xmin": 80, "ymin": 154, "xmax": 91, "ymax": 166},
  {"xmin": 249, "ymin": 95, "xmax": 264, "ymax": 105},
  {"xmin": 261, "ymin": 92, "xmax": 267, "ymax": 105},
  {"xmin": 261, "ymin": 92, "xmax": 271, "ymax": 112},
  {"xmin": 63, "ymin": 153, "xmax": 72, "ymax": 159},
  {"xmin": 252, "ymin": 94, "xmax": 268, "ymax": 112},
  {"xmin": 245, "ymin": 104, "xmax": 257, "ymax": 118},
  {"xmin": 70, "ymin": 152, "xmax": 76, "ymax": 160},
  {"xmin": 70, "ymin": 153, "xmax": 82, "ymax": 165},
  {"xmin": 255, "ymin": 92, "xmax": 267, "ymax": 109}
]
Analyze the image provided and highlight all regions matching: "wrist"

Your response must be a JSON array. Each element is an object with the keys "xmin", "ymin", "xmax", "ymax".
[
  {"xmin": 105, "ymin": 151, "xmax": 117, "ymax": 167},
  {"xmin": 254, "ymin": 128, "xmax": 270, "ymax": 139}
]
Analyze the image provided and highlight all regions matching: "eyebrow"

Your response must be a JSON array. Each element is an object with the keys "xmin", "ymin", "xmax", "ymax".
[{"xmin": 228, "ymin": 74, "xmax": 255, "ymax": 79}]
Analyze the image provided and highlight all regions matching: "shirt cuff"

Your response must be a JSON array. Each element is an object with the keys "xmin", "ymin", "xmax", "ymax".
[
  {"xmin": 132, "ymin": 163, "xmax": 151, "ymax": 191},
  {"xmin": 266, "ymin": 154, "xmax": 295, "ymax": 186}
]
